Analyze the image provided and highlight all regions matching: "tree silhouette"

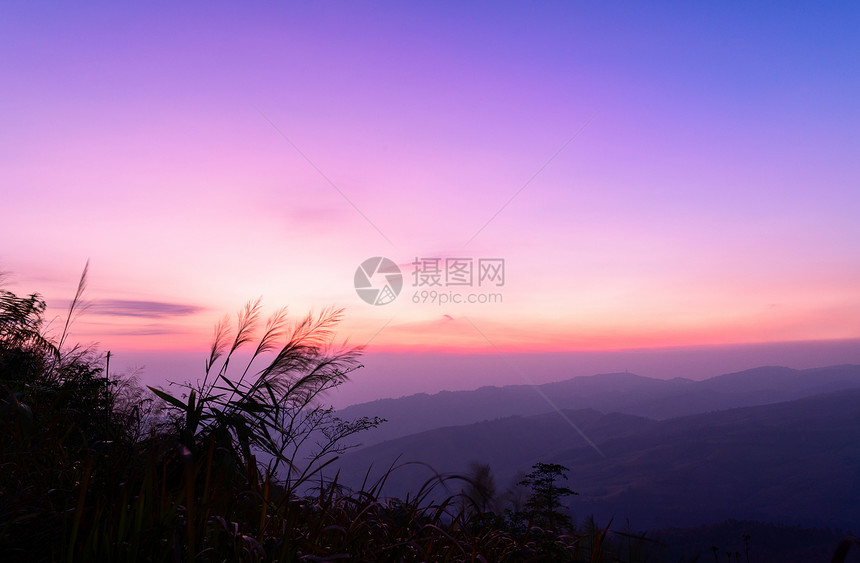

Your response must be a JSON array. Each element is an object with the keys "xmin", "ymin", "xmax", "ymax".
[{"xmin": 518, "ymin": 462, "xmax": 577, "ymax": 531}]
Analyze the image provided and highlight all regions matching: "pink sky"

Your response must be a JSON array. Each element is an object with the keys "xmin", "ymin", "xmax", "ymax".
[{"xmin": 2, "ymin": 3, "xmax": 859, "ymax": 403}]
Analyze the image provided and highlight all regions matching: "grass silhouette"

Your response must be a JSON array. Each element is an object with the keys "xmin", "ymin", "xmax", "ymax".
[{"xmin": 6, "ymin": 268, "xmax": 847, "ymax": 561}]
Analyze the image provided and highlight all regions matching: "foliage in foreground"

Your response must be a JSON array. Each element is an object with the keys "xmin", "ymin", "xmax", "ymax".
[{"xmin": 0, "ymin": 270, "xmax": 802, "ymax": 561}]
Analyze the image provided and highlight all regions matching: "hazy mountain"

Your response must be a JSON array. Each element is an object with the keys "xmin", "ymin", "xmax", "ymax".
[
  {"xmin": 331, "ymin": 387, "xmax": 860, "ymax": 531},
  {"xmin": 337, "ymin": 364, "xmax": 860, "ymax": 446},
  {"xmin": 650, "ymin": 520, "xmax": 860, "ymax": 562}
]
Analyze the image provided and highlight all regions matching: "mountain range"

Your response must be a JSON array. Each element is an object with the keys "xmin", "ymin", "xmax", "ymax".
[
  {"xmin": 337, "ymin": 364, "xmax": 860, "ymax": 446},
  {"xmin": 329, "ymin": 364, "xmax": 860, "ymax": 532}
]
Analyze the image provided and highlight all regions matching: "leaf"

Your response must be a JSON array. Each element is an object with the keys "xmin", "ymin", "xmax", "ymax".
[
  {"xmin": 227, "ymin": 399, "xmax": 270, "ymax": 414},
  {"xmin": 148, "ymin": 386, "xmax": 188, "ymax": 411}
]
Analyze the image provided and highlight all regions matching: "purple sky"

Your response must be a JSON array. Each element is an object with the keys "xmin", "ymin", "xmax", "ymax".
[{"xmin": 2, "ymin": 3, "xmax": 859, "ymax": 405}]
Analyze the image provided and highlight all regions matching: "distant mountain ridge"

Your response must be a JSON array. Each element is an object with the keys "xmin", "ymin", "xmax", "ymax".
[
  {"xmin": 337, "ymin": 364, "xmax": 860, "ymax": 446},
  {"xmin": 331, "ymin": 386, "xmax": 860, "ymax": 531}
]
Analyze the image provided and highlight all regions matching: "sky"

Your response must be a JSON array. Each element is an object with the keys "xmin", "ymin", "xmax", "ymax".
[{"xmin": 2, "ymin": 2, "xmax": 859, "ymax": 403}]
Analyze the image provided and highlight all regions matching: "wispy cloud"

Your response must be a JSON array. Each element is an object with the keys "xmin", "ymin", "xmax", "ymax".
[
  {"xmin": 110, "ymin": 325, "xmax": 189, "ymax": 336},
  {"xmin": 87, "ymin": 299, "xmax": 204, "ymax": 319}
]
